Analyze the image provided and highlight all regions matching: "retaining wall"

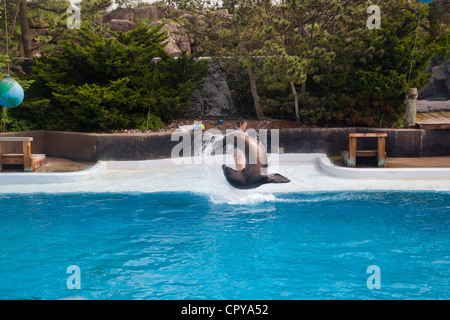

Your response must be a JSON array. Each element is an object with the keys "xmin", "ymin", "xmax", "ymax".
[{"xmin": 0, "ymin": 128, "xmax": 449, "ymax": 161}]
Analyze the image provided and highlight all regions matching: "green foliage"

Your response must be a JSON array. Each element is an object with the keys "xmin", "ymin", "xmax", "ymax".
[
  {"xmin": 10, "ymin": 25, "xmax": 209, "ymax": 132},
  {"xmin": 243, "ymin": 0, "xmax": 444, "ymax": 127},
  {"xmin": 0, "ymin": 55, "xmax": 35, "ymax": 132},
  {"xmin": 0, "ymin": 55, "xmax": 34, "ymax": 91},
  {"xmin": 135, "ymin": 113, "xmax": 165, "ymax": 131},
  {"xmin": 309, "ymin": 0, "xmax": 441, "ymax": 127}
]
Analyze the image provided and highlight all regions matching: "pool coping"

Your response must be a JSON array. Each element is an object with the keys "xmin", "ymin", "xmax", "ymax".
[
  {"xmin": 317, "ymin": 154, "xmax": 450, "ymax": 180},
  {"xmin": 0, "ymin": 153, "xmax": 449, "ymax": 184},
  {"xmin": 0, "ymin": 161, "xmax": 106, "ymax": 185}
]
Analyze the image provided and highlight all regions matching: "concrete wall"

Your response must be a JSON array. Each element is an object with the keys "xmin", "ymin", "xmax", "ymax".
[
  {"xmin": 44, "ymin": 131, "xmax": 98, "ymax": 161},
  {"xmin": 1, "ymin": 128, "xmax": 449, "ymax": 161},
  {"xmin": 0, "ymin": 131, "xmax": 46, "ymax": 154},
  {"xmin": 276, "ymin": 128, "xmax": 429, "ymax": 157},
  {"xmin": 96, "ymin": 133, "xmax": 179, "ymax": 161}
]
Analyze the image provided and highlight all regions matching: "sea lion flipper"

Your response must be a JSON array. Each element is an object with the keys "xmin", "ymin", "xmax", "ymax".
[{"xmin": 265, "ymin": 173, "xmax": 290, "ymax": 184}]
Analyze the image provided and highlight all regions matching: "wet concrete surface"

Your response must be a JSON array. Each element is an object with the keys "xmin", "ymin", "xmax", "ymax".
[
  {"xmin": 331, "ymin": 155, "xmax": 450, "ymax": 168},
  {"xmin": 1, "ymin": 155, "xmax": 449, "ymax": 173},
  {"xmin": 0, "ymin": 157, "xmax": 95, "ymax": 173}
]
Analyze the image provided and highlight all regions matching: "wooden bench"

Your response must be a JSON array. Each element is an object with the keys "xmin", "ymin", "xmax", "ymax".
[
  {"xmin": 346, "ymin": 133, "xmax": 387, "ymax": 167},
  {"xmin": 0, "ymin": 137, "xmax": 46, "ymax": 172}
]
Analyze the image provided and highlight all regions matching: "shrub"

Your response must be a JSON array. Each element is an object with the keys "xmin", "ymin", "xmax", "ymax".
[{"xmin": 10, "ymin": 25, "xmax": 209, "ymax": 132}]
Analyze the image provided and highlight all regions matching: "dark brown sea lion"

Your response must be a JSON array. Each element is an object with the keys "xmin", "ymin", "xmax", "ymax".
[{"xmin": 221, "ymin": 131, "xmax": 290, "ymax": 189}]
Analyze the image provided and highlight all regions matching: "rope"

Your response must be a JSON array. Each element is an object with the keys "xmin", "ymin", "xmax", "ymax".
[
  {"xmin": 406, "ymin": 3, "xmax": 424, "ymax": 94},
  {"xmin": 4, "ymin": 0, "xmax": 10, "ymax": 74}
]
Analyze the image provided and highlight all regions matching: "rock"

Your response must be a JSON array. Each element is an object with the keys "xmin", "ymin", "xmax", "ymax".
[
  {"xmin": 432, "ymin": 65, "xmax": 447, "ymax": 81},
  {"xmin": 164, "ymin": 38, "xmax": 182, "ymax": 57},
  {"xmin": 163, "ymin": 23, "xmax": 191, "ymax": 56},
  {"xmin": 102, "ymin": 8, "xmax": 135, "ymax": 23},
  {"xmin": 134, "ymin": 5, "xmax": 164, "ymax": 21},
  {"xmin": 103, "ymin": 5, "xmax": 178, "ymax": 24},
  {"xmin": 101, "ymin": 6, "xmax": 235, "ymax": 115},
  {"xmin": 103, "ymin": 6, "xmax": 196, "ymax": 57},
  {"xmin": 419, "ymin": 56, "xmax": 450, "ymax": 100},
  {"xmin": 134, "ymin": 5, "xmax": 178, "ymax": 21},
  {"xmin": 188, "ymin": 61, "xmax": 233, "ymax": 116},
  {"xmin": 109, "ymin": 19, "xmax": 135, "ymax": 33}
]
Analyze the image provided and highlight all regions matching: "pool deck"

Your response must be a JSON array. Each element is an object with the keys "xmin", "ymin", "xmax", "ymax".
[
  {"xmin": 1, "ymin": 155, "xmax": 449, "ymax": 173},
  {"xmin": 415, "ymin": 111, "xmax": 450, "ymax": 130},
  {"xmin": 0, "ymin": 157, "xmax": 95, "ymax": 173},
  {"xmin": 330, "ymin": 155, "xmax": 450, "ymax": 168},
  {"xmin": 0, "ymin": 154, "xmax": 449, "ymax": 184}
]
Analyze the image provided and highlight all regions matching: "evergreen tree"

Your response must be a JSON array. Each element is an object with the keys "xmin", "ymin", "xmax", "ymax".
[
  {"xmin": 170, "ymin": 0, "xmax": 267, "ymax": 119},
  {"xmin": 11, "ymin": 24, "xmax": 209, "ymax": 131}
]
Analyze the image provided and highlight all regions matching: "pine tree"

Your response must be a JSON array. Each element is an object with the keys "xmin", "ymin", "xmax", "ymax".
[
  {"xmin": 11, "ymin": 24, "xmax": 209, "ymax": 131},
  {"xmin": 170, "ymin": 0, "xmax": 267, "ymax": 119}
]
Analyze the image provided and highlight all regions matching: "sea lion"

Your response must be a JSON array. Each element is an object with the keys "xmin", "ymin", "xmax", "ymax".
[{"xmin": 221, "ymin": 131, "xmax": 290, "ymax": 189}]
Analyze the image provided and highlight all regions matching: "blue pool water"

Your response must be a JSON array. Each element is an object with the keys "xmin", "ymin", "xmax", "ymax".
[{"xmin": 0, "ymin": 191, "xmax": 448, "ymax": 300}]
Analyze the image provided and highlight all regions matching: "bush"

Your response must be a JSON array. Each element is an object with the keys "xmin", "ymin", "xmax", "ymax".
[
  {"xmin": 232, "ymin": 1, "xmax": 445, "ymax": 128},
  {"xmin": 10, "ymin": 25, "xmax": 209, "ymax": 132}
]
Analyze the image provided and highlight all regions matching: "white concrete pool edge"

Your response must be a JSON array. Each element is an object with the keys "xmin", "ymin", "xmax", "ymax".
[
  {"xmin": 0, "ymin": 153, "xmax": 449, "ymax": 185},
  {"xmin": 0, "ymin": 162, "xmax": 107, "ymax": 185},
  {"xmin": 317, "ymin": 155, "xmax": 450, "ymax": 180}
]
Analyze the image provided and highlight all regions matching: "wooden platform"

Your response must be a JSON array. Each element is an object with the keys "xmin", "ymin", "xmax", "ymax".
[
  {"xmin": 0, "ymin": 137, "xmax": 46, "ymax": 172},
  {"xmin": 347, "ymin": 133, "xmax": 387, "ymax": 167},
  {"xmin": 1, "ymin": 154, "xmax": 46, "ymax": 171},
  {"xmin": 415, "ymin": 111, "xmax": 450, "ymax": 129}
]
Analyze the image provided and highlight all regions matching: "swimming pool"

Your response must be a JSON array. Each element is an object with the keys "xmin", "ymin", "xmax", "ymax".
[
  {"xmin": 0, "ymin": 156, "xmax": 449, "ymax": 300},
  {"xmin": 0, "ymin": 190, "xmax": 448, "ymax": 300}
]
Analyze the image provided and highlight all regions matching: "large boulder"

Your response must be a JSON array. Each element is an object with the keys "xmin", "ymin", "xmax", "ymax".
[
  {"xmin": 134, "ymin": 5, "xmax": 179, "ymax": 21},
  {"xmin": 163, "ymin": 23, "xmax": 192, "ymax": 56},
  {"xmin": 109, "ymin": 19, "xmax": 135, "ymax": 33},
  {"xmin": 102, "ymin": 8, "xmax": 135, "ymax": 23},
  {"xmin": 188, "ymin": 61, "xmax": 233, "ymax": 116}
]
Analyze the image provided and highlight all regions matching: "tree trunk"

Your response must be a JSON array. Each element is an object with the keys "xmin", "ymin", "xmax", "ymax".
[
  {"xmin": 19, "ymin": 0, "xmax": 33, "ymax": 57},
  {"xmin": 247, "ymin": 67, "xmax": 264, "ymax": 119},
  {"xmin": 231, "ymin": 4, "xmax": 241, "ymax": 40},
  {"xmin": 290, "ymin": 81, "xmax": 300, "ymax": 125},
  {"xmin": 301, "ymin": 79, "xmax": 306, "ymax": 95}
]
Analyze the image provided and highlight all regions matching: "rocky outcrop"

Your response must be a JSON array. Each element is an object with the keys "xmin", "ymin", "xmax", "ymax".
[
  {"xmin": 102, "ymin": 5, "xmax": 179, "ymax": 23},
  {"xmin": 109, "ymin": 19, "xmax": 135, "ymax": 33},
  {"xmin": 188, "ymin": 61, "xmax": 233, "ymax": 116},
  {"xmin": 163, "ymin": 22, "xmax": 193, "ymax": 56},
  {"xmin": 103, "ymin": 6, "xmax": 233, "ymax": 116},
  {"xmin": 419, "ymin": 56, "xmax": 450, "ymax": 101},
  {"xmin": 103, "ymin": 5, "xmax": 199, "ymax": 57}
]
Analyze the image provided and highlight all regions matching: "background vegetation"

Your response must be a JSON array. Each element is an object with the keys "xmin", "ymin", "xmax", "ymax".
[
  {"xmin": 0, "ymin": 0, "xmax": 448, "ymax": 131},
  {"xmin": 175, "ymin": 0, "xmax": 448, "ymax": 127},
  {"xmin": 10, "ymin": 25, "xmax": 209, "ymax": 132}
]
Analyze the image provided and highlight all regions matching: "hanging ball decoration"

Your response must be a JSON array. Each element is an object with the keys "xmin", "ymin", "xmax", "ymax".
[
  {"xmin": 418, "ymin": 0, "xmax": 435, "ymax": 3},
  {"xmin": 0, "ymin": 75, "xmax": 24, "ymax": 108}
]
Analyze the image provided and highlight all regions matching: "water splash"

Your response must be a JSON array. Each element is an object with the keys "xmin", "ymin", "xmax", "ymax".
[{"xmin": 200, "ymin": 131, "xmax": 277, "ymax": 205}]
